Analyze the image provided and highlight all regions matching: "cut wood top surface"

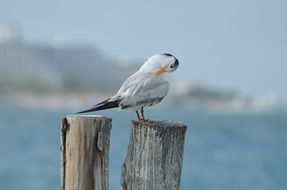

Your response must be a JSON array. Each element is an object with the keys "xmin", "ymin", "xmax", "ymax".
[
  {"xmin": 132, "ymin": 119, "xmax": 187, "ymax": 128},
  {"xmin": 66, "ymin": 115, "xmax": 112, "ymax": 119}
]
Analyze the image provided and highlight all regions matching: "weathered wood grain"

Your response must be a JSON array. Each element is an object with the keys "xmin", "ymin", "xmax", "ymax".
[
  {"xmin": 121, "ymin": 120, "xmax": 187, "ymax": 190},
  {"xmin": 61, "ymin": 115, "xmax": 112, "ymax": 190}
]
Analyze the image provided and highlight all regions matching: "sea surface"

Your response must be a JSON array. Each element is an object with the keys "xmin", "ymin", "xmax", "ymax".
[{"xmin": 0, "ymin": 104, "xmax": 286, "ymax": 190}]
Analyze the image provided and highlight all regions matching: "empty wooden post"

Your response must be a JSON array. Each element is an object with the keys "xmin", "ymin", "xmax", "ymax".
[
  {"xmin": 121, "ymin": 120, "xmax": 187, "ymax": 190},
  {"xmin": 61, "ymin": 115, "xmax": 112, "ymax": 190}
]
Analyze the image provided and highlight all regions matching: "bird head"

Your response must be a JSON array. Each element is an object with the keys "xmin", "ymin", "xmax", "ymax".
[{"xmin": 139, "ymin": 53, "xmax": 179, "ymax": 76}]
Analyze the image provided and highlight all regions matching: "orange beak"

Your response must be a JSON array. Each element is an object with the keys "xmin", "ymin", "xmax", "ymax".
[{"xmin": 154, "ymin": 64, "xmax": 168, "ymax": 76}]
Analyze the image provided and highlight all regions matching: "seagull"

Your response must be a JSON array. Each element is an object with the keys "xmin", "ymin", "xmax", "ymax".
[{"xmin": 77, "ymin": 53, "xmax": 179, "ymax": 121}]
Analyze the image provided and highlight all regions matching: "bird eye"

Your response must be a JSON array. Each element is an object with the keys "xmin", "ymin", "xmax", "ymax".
[{"xmin": 170, "ymin": 64, "xmax": 175, "ymax": 68}]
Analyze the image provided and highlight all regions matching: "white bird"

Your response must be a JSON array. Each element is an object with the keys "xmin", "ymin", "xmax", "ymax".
[{"xmin": 77, "ymin": 53, "xmax": 179, "ymax": 121}]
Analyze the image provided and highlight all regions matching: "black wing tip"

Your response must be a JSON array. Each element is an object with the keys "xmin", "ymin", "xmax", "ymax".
[
  {"xmin": 76, "ymin": 98, "xmax": 121, "ymax": 114},
  {"xmin": 76, "ymin": 107, "xmax": 100, "ymax": 114},
  {"xmin": 76, "ymin": 110, "xmax": 84, "ymax": 114}
]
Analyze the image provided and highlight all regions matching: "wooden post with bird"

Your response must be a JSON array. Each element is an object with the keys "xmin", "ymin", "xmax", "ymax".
[
  {"xmin": 61, "ymin": 53, "xmax": 186, "ymax": 189},
  {"xmin": 121, "ymin": 120, "xmax": 187, "ymax": 190},
  {"xmin": 60, "ymin": 115, "xmax": 112, "ymax": 190}
]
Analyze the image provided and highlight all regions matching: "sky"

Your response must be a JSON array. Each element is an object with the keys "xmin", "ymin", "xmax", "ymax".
[{"xmin": 0, "ymin": 0, "xmax": 286, "ymax": 97}]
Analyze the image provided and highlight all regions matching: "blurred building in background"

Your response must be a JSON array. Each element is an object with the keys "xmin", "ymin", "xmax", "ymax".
[
  {"xmin": 0, "ymin": 22, "xmax": 285, "ymax": 111},
  {"xmin": 0, "ymin": 22, "xmax": 139, "ymax": 94}
]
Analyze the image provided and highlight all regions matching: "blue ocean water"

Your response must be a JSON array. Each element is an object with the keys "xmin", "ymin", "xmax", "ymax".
[{"xmin": 0, "ymin": 104, "xmax": 286, "ymax": 190}]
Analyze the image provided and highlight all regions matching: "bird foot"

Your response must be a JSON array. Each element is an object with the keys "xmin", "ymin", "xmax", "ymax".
[{"xmin": 138, "ymin": 118, "xmax": 150, "ymax": 125}]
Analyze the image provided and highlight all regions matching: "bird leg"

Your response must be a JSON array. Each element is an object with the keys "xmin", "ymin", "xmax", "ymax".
[
  {"xmin": 136, "ymin": 110, "xmax": 142, "ymax": 120},
  {"xmin": 140, "ymin": 107, "xmax": 146, "ymax": 121},
  {"xmin": 136, "ymin": 108, "xmax": 149, "ymax": 124}
]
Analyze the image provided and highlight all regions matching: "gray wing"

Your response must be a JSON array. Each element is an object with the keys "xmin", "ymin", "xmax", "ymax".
[
  {"xmin": 111, "ymin": 71, "xmax": 169, "ymax": 109},
  {"xmin": 117, "ymin": 71, "xmax": 151, "ymax": 95}
]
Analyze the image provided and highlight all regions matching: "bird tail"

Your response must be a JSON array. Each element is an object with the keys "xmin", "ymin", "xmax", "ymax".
[{"xmin": 77, "ymin": 98, "xmax": 120, "ymax": 114}]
